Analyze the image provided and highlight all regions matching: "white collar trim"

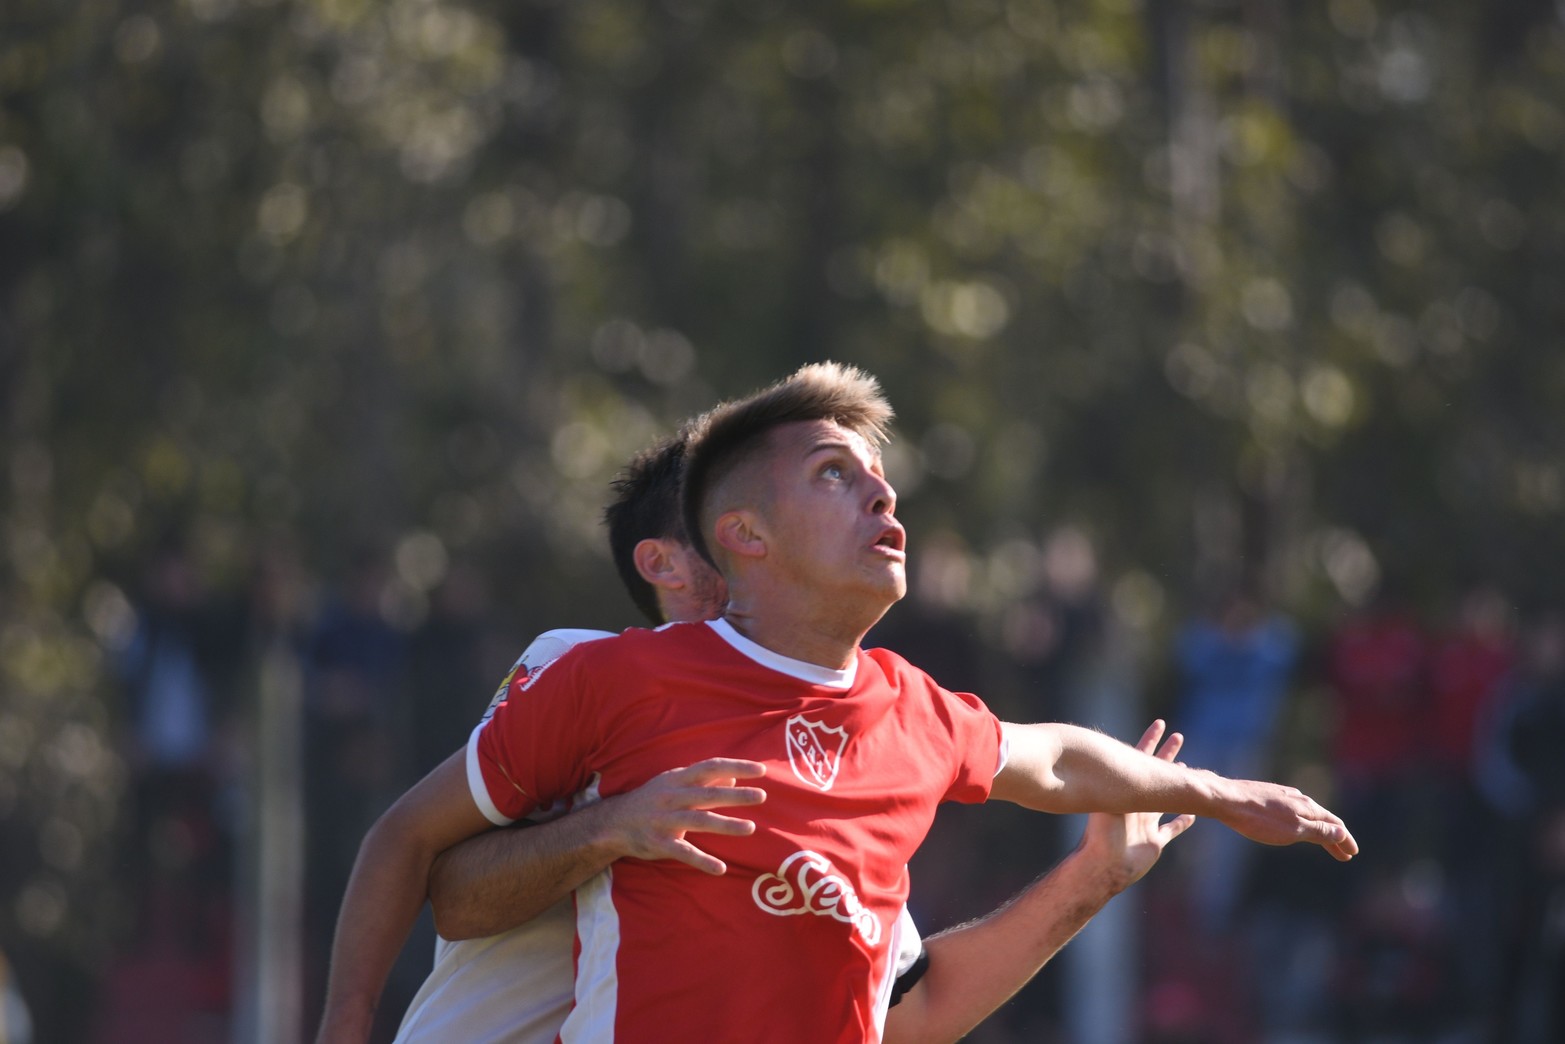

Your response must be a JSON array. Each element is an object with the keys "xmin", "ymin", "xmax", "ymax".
[{"xmin": 706, "ymin": 618, "xmax": 857, "ymax": 689}]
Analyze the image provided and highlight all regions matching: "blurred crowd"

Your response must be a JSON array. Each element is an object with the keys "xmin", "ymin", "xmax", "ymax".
[
  {"xmin": 54, "ymin": 539, "xmax": 1565, "ymax": 1043},
  {"xmin": 79, "ymin": 540, "xmax": 507, "ymax": 1044},
  {"xmin": 894, "ymin": 572, "xmax": 1565, "ymax": 1044},
  {"xmin": 1149, "ymin": 584, "xmax": 1565, "ymax": 1044}
]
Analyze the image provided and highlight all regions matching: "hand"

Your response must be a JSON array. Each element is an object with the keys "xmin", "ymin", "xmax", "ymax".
[
  {"xmin": 1210, "ymin": 774, "xmax": 1358, "ymax": 861},
  {"xmin": 1077, "ymin": 720, "xmax": 1195, "ymax": 893},
  {"xmin": 594, "ymin": 758, "xmax": 767, "ymax": 875}
]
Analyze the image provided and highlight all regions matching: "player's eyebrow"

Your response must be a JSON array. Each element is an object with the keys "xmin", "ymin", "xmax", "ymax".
[
  {"xmin": 803, "ymin": 438, "xmax": 884, "ymax": 470},
  {"xmin": 804, "ymin": 438, "xmax": 855, "ymax": 458}
]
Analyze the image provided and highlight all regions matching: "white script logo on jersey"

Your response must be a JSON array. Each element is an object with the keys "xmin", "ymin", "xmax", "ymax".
[
  {"xmin": 785, "ymin": 714, "xmax": 848, "ymax": 791},
  {"xmin": 752, "ymin": 850, "xmax": 881, "ymax": 946}
]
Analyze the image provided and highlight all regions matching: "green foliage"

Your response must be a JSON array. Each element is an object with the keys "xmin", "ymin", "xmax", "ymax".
[{"xmin": 2, "ymin": 0, "xmax": 1564, "ymax": 1020}]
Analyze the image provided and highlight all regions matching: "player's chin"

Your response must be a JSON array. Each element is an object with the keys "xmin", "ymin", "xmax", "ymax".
[
  {"xmin": 875, "ymin": 565, "xmax": 907, "ymax": 600},
  {"xmin": 842, "ymin": 554, "xmax": 905, "ymax": 597},
  {"xmin": 857, "ymin": 551, "xmax": 903, "ymax": 576}
]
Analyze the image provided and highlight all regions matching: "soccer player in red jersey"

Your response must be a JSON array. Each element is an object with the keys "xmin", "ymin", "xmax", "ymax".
[
  {"xmin": 321, "ymin": 364, "xmax": 1355, "ymax": 1043},
  {"xmin": 321, "ymin": 429, "xmax": 1193, "ymax": 1044}
]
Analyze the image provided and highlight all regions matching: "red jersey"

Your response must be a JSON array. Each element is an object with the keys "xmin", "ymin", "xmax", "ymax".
[
  {"xmin": 1428, "ymin": 631, "xmax": 1513, "ymax": 774},
  {"xmin": 469, "ymin": 619, "xmax": 1003, "ymax": 1043},
  {"xmin": 1329, "ymin": 612, "xmax": 1425, "ymax": 781}
]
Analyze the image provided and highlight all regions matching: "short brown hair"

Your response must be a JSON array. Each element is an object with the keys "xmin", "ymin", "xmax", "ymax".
[
  {"xmin": 681, "ymin": 362, "xmax": 893, "ymax": 566},
  {"xmin": 604, "ymin": 431, "xmax": 690, "ymax": 624}
]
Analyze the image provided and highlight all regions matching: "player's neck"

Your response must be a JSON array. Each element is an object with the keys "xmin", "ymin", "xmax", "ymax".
[{"xmin": 721, "ymin": 587, "xmax": 886, "ymax": 671}]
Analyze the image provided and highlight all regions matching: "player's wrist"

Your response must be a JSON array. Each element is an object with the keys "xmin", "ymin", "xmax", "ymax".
[
  {"xmin": 1186, "ymin": 766, "xmax": 1232, "ymax": 820},
  {"xmin": 574, "ymin": 793, "xmax": 641, "ymax": 862},
  {"xmin": 1060, "ymin": 839, "xmax": 1134, "ymax": 899},
  {"xmin": 316, "ymin": 998, "xmax": 376, "ymax": 1044}
]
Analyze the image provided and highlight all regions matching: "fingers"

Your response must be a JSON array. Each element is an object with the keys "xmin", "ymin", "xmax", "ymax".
[
  {"xmin": 644, "ymin": 813, "xmax": 754, "ymax": 876},
  {"xmin": 1298, "ymin": 817, "xmax": 1357, "ymax": 860},
  {"xmin": 683, "ymin": 784, "xmax": 768, "ymax": 809},
  {"xmin": 1307, "ymin": 804, "xmax": 1356, "ymax": 857},
  {"xmin": 673, "ymin": 758, "xmax": 768, "ymax": 782},
  {"xmin": 682, "ymin": 810, "xmax": 758, "ymax": 837},
  {"xmin": 632, "ymin": 809, "xmax": 756, "ymax": 873},
  {"xmin": 648, "ymin": 759, "xmax": 769, "ymax": 809},
  {"xmin": 663, "ymin": 761, "xmax": 768, "ymax": 803},
  {"xmin": 1132, "ymin": 719, "xmax": 1187, "ymax": 765},
  {"xmin": 666, "ymin": 838, "xmax": 728, "ymax": 876},
  {"xmin": 1326, "ymin": 824, "xmax": 1359, "ymax": 861},
  {"xmin": 1161, "ymin": 813, "xmax": 1196, "ymax": 842}
]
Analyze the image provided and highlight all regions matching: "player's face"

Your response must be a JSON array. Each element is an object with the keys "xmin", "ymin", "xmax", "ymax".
[{"xmin": 757, "ymin": 419, "xmax": 906, "ymax": 607}]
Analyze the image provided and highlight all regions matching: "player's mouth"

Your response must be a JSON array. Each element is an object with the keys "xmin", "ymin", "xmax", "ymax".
[{"xmin": 870, "ymin": 524, "xmax": 906, "ymax": 561}]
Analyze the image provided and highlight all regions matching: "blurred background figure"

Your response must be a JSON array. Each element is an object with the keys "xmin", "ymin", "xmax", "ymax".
[
  {"xmin": 406, "ymin": 562, "xmax": 497, "ymax": 782},
  {"xmin": 0, "ymin": 949, "xmax": 33, "ymax": 1044},
  {"xmin": 1482, "ymin": 611, "xmax": 1565, "ymax": 1043},
  {"xmin": 1173, "ymin": 586, "xmax": 1299, "ymax": 937},
  {"xmin": 1425, "ymin": 585, "xmax": 1515, "ymax": 1031},
  {"xmin": 1429, "ymin": 586, "xmax": 1515, "ymax": 793},
  {"xmin": 95, "ymin": 541, "xmax": 246, "ymax": 1043},
  {"xmin": 301, "ymin": 548, "xmax": 409, "ymax": 1031},
  {"xmin": 1327, "ymin": 588, "xmax": 1427, "ymax": 871}
]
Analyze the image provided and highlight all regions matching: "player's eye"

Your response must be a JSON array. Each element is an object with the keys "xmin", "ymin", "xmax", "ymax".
[{"xmin": 821, "ymin": 463, "xmax": 844, "ymax": 480}]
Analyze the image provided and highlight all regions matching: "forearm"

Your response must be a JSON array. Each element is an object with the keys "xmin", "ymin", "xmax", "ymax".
[
  {"xmin": 431, "ymin": 756, "xmax": 767, "ymax": 939},
  {"xmin": 315, "ymin": 817, "xmax": 440, "ymax": 1043},
  {"xmin": 992, "ymin": 722, "xmax": 1220, "ymax": 816},
  {"xmin": 315, "ymin": 750, "xmax": 494, "ymax": 1042},
  {"xmin": 993, "ymin": 722, "xmax": 1355, "ymax": 858},
  {"xmin": 429, "ymin": 804, "xmax": 624, "ymax": 940},
  {"xmin": 883, "ymin": 847, "xmax": 1123, "ymax": 1044}
]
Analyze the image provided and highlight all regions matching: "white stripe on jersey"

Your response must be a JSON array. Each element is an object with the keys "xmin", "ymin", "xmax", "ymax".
[
  {"xmin": 871, "ymin": 904, "xmax": 921, "ymax": 1042},
  {"xmin": 560, "ymin": 776, "xmax": 621, "ymax": 1043}
]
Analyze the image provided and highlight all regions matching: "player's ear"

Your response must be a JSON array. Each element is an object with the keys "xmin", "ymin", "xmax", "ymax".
[
  {"xmin": 633, "ymin": 539, "xmax": 685, "ymax": 591},
  {"xmin": 713, "ymin": 510, "xmax": 766, "ymax": 561}
]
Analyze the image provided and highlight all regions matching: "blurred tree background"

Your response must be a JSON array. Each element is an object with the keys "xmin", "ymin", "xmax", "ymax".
[{"xmin": 3, "ymin": 0, "xmax": 1564, "ymax": 1040}]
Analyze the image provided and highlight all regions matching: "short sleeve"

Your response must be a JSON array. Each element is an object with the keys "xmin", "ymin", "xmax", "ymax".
[
  {"xmin": 470, "ymin": 628, "xmax": 617, "ymax": 733},
  {"xmin": 933, "ymin": 685, "xmax": 1004, "ymax": 804},
  {"xmin": 868, "ymin": 647, "xmax": 1003, "ymax": 805},
  {"xmin": 468, "ymin": 637, "xmax": 605, "ymax": 825}
]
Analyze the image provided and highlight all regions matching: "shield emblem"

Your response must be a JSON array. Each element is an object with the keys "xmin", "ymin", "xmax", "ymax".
[{"xmin": 785, "ymin": 714, "xmax": 849, "ymax": 791}]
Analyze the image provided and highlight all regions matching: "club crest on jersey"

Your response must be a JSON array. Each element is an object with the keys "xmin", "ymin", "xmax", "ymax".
[
  {"xmin": 785, "ymin": 714, "xmax": 848, "ymax": 791},
  {"xmin": 752, "ymin": 850, "xmax": 881, "ymax": 946}
]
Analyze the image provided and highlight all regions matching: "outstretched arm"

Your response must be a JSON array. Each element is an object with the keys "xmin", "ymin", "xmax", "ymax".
[
  {"xmin": 315, "ymin": 750, "xmax": 493, "ymax": 1044},
  {"xmin": 990, "ymin": 721, "xmax": 1357, "ymax": 860},
  {"xmin": 429, "ymin": 759, "xmax": 767, "ymax": 940},
  {"xmin": 884, "ymin": 722, "xmax": 1194, "ymax": 1044}
]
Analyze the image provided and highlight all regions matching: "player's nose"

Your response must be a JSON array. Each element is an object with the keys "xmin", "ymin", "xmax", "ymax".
[{"xmin": 867, "ymin": 471, "xmax": 896, "ymax": 518}]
